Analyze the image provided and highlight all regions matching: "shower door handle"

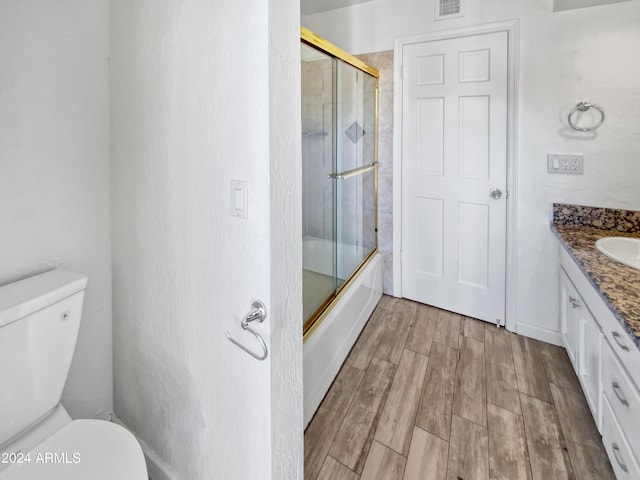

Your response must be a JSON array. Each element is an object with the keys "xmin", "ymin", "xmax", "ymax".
[{"xmin": 329, "ymin": 162, "xmax": 379, "ymax": 180}]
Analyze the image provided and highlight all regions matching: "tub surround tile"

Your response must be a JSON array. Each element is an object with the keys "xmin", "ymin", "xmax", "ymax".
[
  {"xmin": 378, "ymin": 212, "xmax": 393, "ymax": 253},
  {"xmin": 356, "ymin": 51, "xmax": 394, "ymax": 94},
  {"xmin": 356, "ymin": 50, "xmax": 394, "ymax": 295},
  {"xmin": 377, "ymin": 91, "xmax": 394, "ymax": 133},
  {"xmin": 377, "ymin": 131, "xmax": 393, "ymax": 173},
  {"xmin": 381, "ymin": 252, "xmax": 394, "ymax": 295},
  {"xmin": 378, "ymin": 173, "xmax": 393, "ymax": 215},
  {"xmin": 551, "ymin": 204, "xmax": 640, "ymax": 348}
]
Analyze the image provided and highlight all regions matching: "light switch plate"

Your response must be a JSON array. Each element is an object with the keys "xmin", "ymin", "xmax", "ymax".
[
  {"xmin": 548, "ymin": 154, "xmax": 584, "ymax": 174},
  {"xmin": 231, "ymin": 180, "xmax": 248, "ymax": 219}
]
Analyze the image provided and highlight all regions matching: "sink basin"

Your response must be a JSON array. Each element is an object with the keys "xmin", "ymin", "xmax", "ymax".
[{"xmin": 595, "ymin": 237, "xmax": 640, "ymax": 270}]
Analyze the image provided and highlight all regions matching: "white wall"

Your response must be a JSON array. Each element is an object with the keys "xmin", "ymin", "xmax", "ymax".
[
  {"xmin": 0, "ymin": 0, "xmax": 112, "ymax": 419},
  {"xmin": 304, "ymin": 0, "xmax": 640, "ymax": 338},
  {"xmin": 554, "ymin": 0, "xmax": 634, "ymax": 12},
  {"xmin": 269, "ymin": 0, "xmax": 304, "ymax": 477},
  {"xmin": 110, "ymin": 0, "xmax": 302, "ymax": 478}
]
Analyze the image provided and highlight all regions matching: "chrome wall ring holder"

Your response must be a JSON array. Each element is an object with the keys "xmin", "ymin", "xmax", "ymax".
[
  {"xmin": 568, "ymin": 101, "xmax": 605, "ymax": 131},
  {"xmin": 225, "ymin": 300, "xmax": 268, "ymax": 360}
]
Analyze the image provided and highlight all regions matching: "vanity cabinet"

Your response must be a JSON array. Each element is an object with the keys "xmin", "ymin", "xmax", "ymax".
[{"xmin": 560, "ymin": 248, "xmax": 640, "ymax": 478}]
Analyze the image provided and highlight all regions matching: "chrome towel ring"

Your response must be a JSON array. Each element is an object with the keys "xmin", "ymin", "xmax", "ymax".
[
  {"xmin": 568, "ymin": 101, "xmax": 605, "ymax": 131},
  {"xmin": 225, "ymin": 300, "xmax": 268, "ymax": 360}
]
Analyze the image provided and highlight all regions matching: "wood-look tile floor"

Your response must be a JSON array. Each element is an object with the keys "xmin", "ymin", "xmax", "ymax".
[{"xmin": 304, "ymin": 295, "xmax": 615, "ymax": 480}]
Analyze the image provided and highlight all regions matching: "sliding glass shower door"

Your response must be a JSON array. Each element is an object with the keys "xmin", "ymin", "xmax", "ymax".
[
  {"xmin": 301, "ymin": 42, "xmax": 337, "ymax": 325},
  {"xmin": 334, "ymin": 60, "xmax": 377, "ymax": 287},
  {"xmin": 301, "ymin": 30, "xmax": 379, "ymax": 336}
]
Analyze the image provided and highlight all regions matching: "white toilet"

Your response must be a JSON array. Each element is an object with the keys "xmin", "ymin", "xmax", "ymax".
[{"xmin": 0, "ymin": 269, "xmax": 148, "ymax": 479}]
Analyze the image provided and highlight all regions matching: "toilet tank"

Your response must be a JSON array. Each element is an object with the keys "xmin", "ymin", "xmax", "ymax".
[{"xmin": 0, "ymin": 269, "xmax": 87, "ymax": 446}]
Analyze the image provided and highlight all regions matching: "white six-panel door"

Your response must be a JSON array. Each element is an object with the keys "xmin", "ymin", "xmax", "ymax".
[{"xmin": 401, "ymin": 31, "xmax": 508, "ymax": 325}]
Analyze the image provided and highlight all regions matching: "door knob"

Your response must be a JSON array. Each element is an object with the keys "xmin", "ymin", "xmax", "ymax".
[{"xmin": 489, "ymin": 188, "xmax": 503, "ymax": 200}]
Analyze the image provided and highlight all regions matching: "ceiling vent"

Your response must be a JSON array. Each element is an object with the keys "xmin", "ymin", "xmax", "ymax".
[{"xmin": 436, "ymin": 0, "xmax": 465, "ymax": 20}]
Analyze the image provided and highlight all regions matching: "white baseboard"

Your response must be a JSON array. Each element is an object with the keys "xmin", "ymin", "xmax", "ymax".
[
  {"xmin": 516, "ymin": 322, "xmax": 563, "ymax": 346},
  {"xmin": 110, "ymin": 414, "xmax": 176, "ymax": 480}
]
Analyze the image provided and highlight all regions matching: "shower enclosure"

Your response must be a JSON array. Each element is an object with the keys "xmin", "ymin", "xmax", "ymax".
[
  {"xmin": 301, "ymin": 28, "xmax": 379, "ymax": 335},
  {"xmin": 302, "ymin": 28, "xmax": 383, "ymax": 424}
]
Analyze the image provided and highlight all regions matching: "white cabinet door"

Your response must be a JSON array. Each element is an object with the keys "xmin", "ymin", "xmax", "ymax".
[
  {"xmin": 578, "ymin": 304, "xmax": 602, "ymax": 427},
  {"xmin": 560, "ymin": 268, "xmax": 579, "ymax": 369},
  {"xmin": 561, "ymin": 267, "xmax": 601, "ymax": 425},
  {"xmin": 602, "ymin": 395, "xmax": 640, "ymax": 479},
  {"xmin": 602, "ymin": 340, "xmax": 640, "ymax": 463}
]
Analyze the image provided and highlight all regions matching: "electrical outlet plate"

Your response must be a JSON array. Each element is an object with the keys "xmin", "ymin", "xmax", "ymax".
[{"xmin": 547, "ymin": 154, "xmax": 584, "ymax": 174}]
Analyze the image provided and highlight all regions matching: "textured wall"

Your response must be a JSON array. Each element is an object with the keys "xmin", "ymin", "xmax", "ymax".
[
  {"xmin": 0, "ymin": 0, "xmax": 112, "ymax": 420},
  {"xmin": 110, "ymin": 0, "xmax": 301, "ymax": 478},
  {"xmin": 305, "ymin": 0, "xmax": 640, "ymax": 336},
  {"xmin": 269, "ymin": 0, "xmax": 304, "ymax": 476}
]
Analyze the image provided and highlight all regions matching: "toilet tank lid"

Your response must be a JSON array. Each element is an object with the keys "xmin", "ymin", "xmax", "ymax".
[{"xmin": 0, "ymin": 269, "xmax": 87, "ymax": 329}]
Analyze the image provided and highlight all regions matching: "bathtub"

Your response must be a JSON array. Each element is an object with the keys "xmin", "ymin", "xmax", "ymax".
[
  {"xmin": 303, "ymin": 236, "xmax": 382, "ymax": 426},
  {"xmin": 303, "ymin": 236, "xmax": 370, "ymax": 280}
]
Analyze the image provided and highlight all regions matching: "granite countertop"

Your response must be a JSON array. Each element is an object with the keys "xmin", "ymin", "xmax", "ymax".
[{"xmin": 551, "ymin": 223, "xmax": 640, "ymax": 348}]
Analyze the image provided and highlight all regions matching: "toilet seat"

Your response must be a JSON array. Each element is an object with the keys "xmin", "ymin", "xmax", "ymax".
[{"xmin": 0, "ymin": 420, "xmax": 147, "ymax": 479}]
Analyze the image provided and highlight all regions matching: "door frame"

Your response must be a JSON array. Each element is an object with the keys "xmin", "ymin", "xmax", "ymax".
[{"xmin": 392, "ymin": 20, "xmax": 520, "ymax": 331}]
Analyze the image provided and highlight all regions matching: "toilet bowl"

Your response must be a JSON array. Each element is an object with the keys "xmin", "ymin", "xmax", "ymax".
[{"xmin": 0, "ymin": 269, "xmax": 147, "ymax": 479}]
